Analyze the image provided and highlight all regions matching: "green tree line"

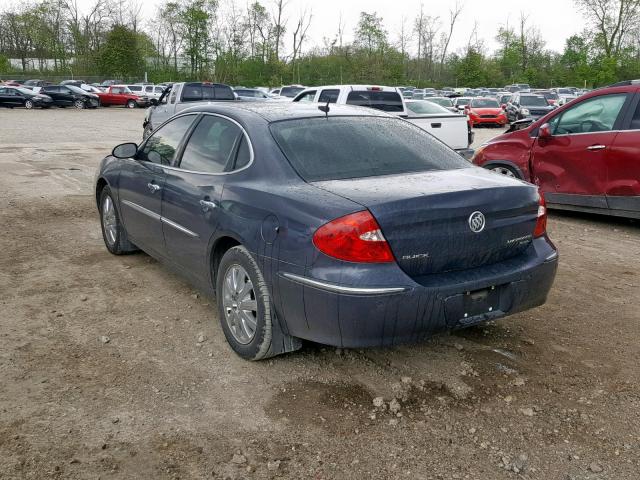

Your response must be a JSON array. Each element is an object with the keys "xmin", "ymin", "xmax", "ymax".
[{"xmin": 1, "ymin": 0, "xmax": 639, "ymax": 87}]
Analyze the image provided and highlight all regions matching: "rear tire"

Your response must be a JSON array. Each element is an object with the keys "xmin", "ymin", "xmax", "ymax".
[
  {"xmin": 99, "ymin": 186, "xmax": 138, "ymax": 255},
  {"xmin": 216, "ymin": 246, "xmax": 301, "ymax": 360}
]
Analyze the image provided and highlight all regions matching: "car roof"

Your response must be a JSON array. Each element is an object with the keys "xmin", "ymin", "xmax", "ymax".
[
  {"xmin": 180, "ymin": 102, "xmax": 393, "ymax": 123},
  {"xmin": 302, "ymin": 85, "xmax": 400, "ymax": 92}
]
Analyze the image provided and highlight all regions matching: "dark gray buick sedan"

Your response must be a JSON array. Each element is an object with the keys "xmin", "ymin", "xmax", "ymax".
[{"xmin": 96, "ymin": 103, "xmax": 558, "ymax": 360}]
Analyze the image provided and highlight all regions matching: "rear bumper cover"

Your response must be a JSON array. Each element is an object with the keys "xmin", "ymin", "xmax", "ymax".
[{"xmin": 276, "ymin": 237, "xmax": 558, "ymax": 348}]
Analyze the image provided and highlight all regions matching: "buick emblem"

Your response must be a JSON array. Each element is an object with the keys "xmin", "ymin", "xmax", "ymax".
[{"xmin": 468, "ymin": 211, "xmax": 486, "ymax": 233}]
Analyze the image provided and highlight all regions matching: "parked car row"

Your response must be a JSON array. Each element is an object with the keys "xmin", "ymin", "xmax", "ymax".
[{"xmin": 0, "ymin": 81, "xmax": 157, "ymax": 109}]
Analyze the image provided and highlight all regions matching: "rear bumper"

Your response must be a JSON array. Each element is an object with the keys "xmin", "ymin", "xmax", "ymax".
[{"xmin": 276, "ymin": 238, "xmax": 558, "ymax": 348}]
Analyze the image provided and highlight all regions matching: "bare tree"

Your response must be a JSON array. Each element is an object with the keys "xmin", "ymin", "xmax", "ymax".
[
  {"xmin": 271, "ymin": 0, "xmax": 287, "ymax": 61},
  {"xmin": 290, "ymin": 7, "xmax": 311, "ymax": 82},
  {"xmin": 438, "ymin": 1, "xmax": 463, "ymax": 78},
  {"xmin": 575, "ymin": 0, "xmax": 640, "ymax": 57}
]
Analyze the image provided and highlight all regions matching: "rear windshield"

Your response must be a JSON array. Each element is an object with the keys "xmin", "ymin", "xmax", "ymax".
[
  {"xmin": 471, "ymin": 99, "xmax": 499, "ymax": 108},
  {"xmin": 181, "ymin": 83, "xmax": 234, "ymax": 102},
  {"xmin": 406, "ymin": 101, "xmax": 451, "ymax": 115},
  {"xmin": 520, "ymin": 96, "xmax": 548, "ymax": 106},
  {"xmin": 427, "ymin": 97, "xmax": 452, "ymax": 107},
  {"xmin": 455, "ymin": 98, "xmax": 471, "ymax": 106},
  {"xmin": 270, "ymin": 116, "xmax": 469, "ymax": 182},
  {"xmin": 346, "ymin": 91, "xmax": 404, "ymax": 112}
]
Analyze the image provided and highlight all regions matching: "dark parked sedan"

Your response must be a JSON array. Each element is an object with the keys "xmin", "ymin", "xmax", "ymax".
[
  {"xmin": 0, "ymin": 86, "xmax": 53, "ymax": 109},
  {"xmin": 95, "ymin": 103, "xmax": 558, "ymax": 360},
  {"xmin": 41, "ymin": 85, "xmax": 99, "ymax": 108}
]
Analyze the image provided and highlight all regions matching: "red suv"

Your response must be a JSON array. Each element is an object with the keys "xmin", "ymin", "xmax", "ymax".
[{"xmin": 472, "ymin": 81, "xmax": 640, "ymax": 219}]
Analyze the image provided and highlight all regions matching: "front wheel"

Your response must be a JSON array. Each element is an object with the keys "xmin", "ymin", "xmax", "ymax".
[
  {"xmin": 216, "ymin": 246, "xmax": 300, "ymax": 360},
  {"xmin": 74, "ymin": 99, "xmax": 85, "ymax": 109},
  {"xmin": 99, "ymin": 186, "xmax": 138, "ymax": 255},
  {"xmin": 487, "ymin": 165, "xmax": 520, "ymax": 179},
  {"xmin": 126, "ymin": 100, "xmax": 136, "ymax": 109},
  {"xmin": 24, "ymin": 100, "xmax": 34, "ymax": 109}
]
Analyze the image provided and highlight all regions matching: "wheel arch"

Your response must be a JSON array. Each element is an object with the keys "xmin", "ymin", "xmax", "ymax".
[
  {"xmin": 209, "ymin": 235, "xmax": 243, "ymax": 290},
  {"xmin": 481, "ymin": 160, "xmax": 525, "ymax": 179},
  {"xmin": 95, "ymin": 177, "xmax": 109, "ymax": 208}
]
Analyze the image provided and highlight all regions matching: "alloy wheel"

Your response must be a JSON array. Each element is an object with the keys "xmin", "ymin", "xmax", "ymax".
[
  {"xmin": 24, "ymin": 100, "xmax": 33, "ymax": 109},
  {"xmin": 222, "ymin": 264, "xmax": 258, "ymax": 345},
  {"xmin": 101, "ymin": 195, "xmax": 117, "ymax": 247},
  {"xmin": 491, "ymin": 166, "xmax": 516, "ymax": 178}
]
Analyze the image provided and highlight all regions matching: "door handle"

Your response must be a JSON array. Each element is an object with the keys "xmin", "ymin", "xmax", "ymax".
[
  {"xmin": 199, "ymin": 199, "xmax": 217, "ymax": 212},
  {"xmin": 586, "ymin": 145, "xmax": 606, "ymax": 151},
  {"xmin": 147, "ymin": 182, "xmax": 161, "ymax": 193}
]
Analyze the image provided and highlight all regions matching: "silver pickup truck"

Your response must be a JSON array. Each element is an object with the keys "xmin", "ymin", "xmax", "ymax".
[
  {"xmin": 292, "ymin": 85, "xmax": 474, "ymax": 158},
  {"xmin": 142, "ymin": 82, "xmax": 237, "ymax": 138}
]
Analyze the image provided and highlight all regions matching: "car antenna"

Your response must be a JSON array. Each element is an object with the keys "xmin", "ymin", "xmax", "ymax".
[{"xmin": 318, "ymin": 100, "xmax": 330, "ymax": 119}]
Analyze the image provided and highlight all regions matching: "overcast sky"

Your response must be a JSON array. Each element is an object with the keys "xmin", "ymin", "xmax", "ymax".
[
  {"xmin": 79, "ymin": 0, "xmax": 586, "ymax": 55},
  {"xmin": 296, "ymin": 0, "xmax": 585, "ymax": 54}
]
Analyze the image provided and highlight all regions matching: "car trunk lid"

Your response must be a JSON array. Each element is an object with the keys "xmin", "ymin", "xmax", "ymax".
[{"xmin": 313, "ymin": 168, "xmax": 540, "ymax": 277}]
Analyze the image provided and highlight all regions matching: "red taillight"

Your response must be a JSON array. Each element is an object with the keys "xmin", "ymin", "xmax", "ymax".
[
  {"xmin": 534, "ymin": 192, "xmax": 547, "ymax": 238},
  {"xmin": 313, "ymin": 210, "xmax": 394, "ymax": 263}
]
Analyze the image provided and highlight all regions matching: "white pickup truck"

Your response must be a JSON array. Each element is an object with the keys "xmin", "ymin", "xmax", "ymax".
[
  {"xmin": 292, "ymin": 85, "xmax": 474, "ymax": 158},
  {"xmin": 142, "ymin": 82, "xmax": 237, "ymax": 138}
]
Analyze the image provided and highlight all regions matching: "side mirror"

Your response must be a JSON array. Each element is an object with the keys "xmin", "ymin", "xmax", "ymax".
[
  {"xmin": 149, "ymin": 98, "xmax": 158, "ymax": 106},
  {"xmin": 538, "ymin": 123, "xmax": 552, "ymax": 139},
  {"xmin": 501, "ymin": 104, "xmax": 506, "ymax": 110},
  {"xmin": 112, "ymin": 142, "xmax": 138, "ymax": 159}
]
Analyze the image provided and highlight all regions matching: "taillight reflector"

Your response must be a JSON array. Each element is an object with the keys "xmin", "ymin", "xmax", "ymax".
[
  {"xmin": 313, "ymin": 211, "xmax": 394, "ymax": 263},
  {"xmin": 534, "ymin": 192, "xmax": 547, "ymax": 238}
]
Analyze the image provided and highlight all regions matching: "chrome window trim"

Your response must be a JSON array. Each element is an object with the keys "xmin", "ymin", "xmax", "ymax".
[
  {"xmin": 160, "ymin": 112, "xmax": 255, "ymax": 176},
  {"xmin": 281, "ymin": 272, "xmax": 409, "ymax": 296},
  {"xmin": 161, "ymin": 217, "xmax": 199, "ymax": 238},
  {"xmin": 121, "ymin": 199, "xmax": 160, "ymax": 220},
  {"xmin": 546, "ymin": 130, "xmax": 622, "ymax": 138}
]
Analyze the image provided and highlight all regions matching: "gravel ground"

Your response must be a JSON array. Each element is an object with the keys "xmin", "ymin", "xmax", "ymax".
[{"xmin": 0, "ymin": 108, "xmax": 638, "ymax": 479}]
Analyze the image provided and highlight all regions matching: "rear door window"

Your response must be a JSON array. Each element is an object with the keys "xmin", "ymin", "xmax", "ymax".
[
  {"xmin": 179, "ymin": 115, "xmax": 242, "ymax": 173},
  {"xmin": 318, "ymin": 89, "xmax": 340, "ymax": 103},
  {"xmin": 628, "ymin": 100, "xmax": 640, "ymax": 130},
  {"xmin": 346, "ymin": 91, "xmax": 404, "ymax": 112},
  {"xmin": 234, "ymin": 136, "xmax": 251, "ymax": 170}
]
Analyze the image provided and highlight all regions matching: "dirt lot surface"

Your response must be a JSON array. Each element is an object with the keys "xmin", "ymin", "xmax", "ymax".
[{"xmin": 0, "ymin": 108, "xmax": 638, "ymax": 480}]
